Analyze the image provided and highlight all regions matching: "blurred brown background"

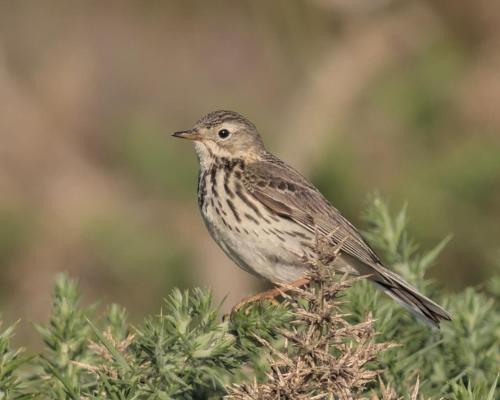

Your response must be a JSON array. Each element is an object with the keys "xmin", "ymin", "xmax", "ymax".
[{"xmin": 1, "ymin": 0, "xmax": 499, "ymax": 347}]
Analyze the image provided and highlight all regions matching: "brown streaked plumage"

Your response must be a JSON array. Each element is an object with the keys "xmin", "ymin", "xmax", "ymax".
[{"xmin": 173, "ymin": 110, "xmax": 452, "ymax": 327}]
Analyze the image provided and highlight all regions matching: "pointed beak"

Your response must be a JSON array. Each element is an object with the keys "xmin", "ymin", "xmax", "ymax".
[{"xmin": 172, "ymin": 129, "xmax": 202, "ymax": 141}]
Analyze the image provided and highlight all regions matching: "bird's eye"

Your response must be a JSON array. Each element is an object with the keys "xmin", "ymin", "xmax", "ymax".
[{"xmin": 218, "ymin": 129, "xmax": 230, "ymax": 139}]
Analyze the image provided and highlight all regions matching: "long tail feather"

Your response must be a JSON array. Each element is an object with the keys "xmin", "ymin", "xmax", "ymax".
[
  {"xmin": 370, "ymin": 265, "xmax": 452, "ymax": 328},
  {"xmin": 339, "ymin": 254, "xmax": 452, "ymax": 327}
]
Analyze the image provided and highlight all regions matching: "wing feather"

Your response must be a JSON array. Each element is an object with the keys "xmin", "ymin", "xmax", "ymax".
[
  {"xmin": 244, "ymin": 159, "xmax": 381, "ymax": 267},
  {"xmin": 243, "ymin": 157, "xmax": 452, "ymax": 326}
]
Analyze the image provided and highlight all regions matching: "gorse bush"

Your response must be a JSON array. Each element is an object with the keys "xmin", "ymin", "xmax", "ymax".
[
  {"xmin": 227, "ymin": 267, "xmax": 394, "ymax": 400},
  {"xmin": 345, "ymin": 196, "xmax": 499, "ymax": 398},
  {"xmin": 0, "ymin": 197, "xmax": 498, "ymax": 399}
]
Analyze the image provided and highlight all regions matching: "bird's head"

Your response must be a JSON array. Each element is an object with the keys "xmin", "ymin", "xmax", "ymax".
[{"xmin": 173, "ymin": 110, "xmax": 266, "ymax": 165}]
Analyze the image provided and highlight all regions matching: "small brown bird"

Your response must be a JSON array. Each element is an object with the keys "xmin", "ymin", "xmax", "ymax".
[{"xmin": 173, "ymin": 110, "xmax": 451, "ymax": 327}]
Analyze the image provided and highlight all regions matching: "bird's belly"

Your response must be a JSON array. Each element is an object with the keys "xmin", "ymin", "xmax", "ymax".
[{"xmin": 200, "ymin": 197, "xmax": 313, "ymax": 283}]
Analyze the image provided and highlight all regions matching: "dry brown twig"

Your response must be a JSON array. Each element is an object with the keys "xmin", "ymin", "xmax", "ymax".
[
  {"xmin": 226, "ymin": 243, "xmax": 404, "ymax": 400},
  {"xmin": 226, "ymin": 230, "xmax": 425, "ymax": 399}
]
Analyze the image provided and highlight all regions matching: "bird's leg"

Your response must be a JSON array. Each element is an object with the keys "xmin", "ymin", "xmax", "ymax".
[{"xmin": 230, "ymin": 277, "xmax": 310, "ymax": 315}]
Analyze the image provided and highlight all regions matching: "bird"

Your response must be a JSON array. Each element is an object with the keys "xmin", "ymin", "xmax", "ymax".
[{"xmin": 172, "ymin": 110, "xmax": 451, "ymax": 328}]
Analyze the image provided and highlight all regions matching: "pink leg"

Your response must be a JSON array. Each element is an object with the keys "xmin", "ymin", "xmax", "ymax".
[{"xmin": 231, "ymin": 277, "xmax": 310, "ymax": 314}]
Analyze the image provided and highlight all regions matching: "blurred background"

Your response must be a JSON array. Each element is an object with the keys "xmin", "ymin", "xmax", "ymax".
[{"xmin": 0, "ymin": 0, "xmax": 499, "ymax": 347}]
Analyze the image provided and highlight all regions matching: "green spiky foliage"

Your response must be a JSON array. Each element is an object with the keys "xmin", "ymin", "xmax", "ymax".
[
  {"xmin": 0, "ymin": 197, "xmax": 497, "ymax": 399},
  {"xmin": 346, "ymin": 194, "xmax": 499, "ymax": 398},
  {"xmin": 0, "ymin": 320, "xmax": 32, "ymax": 400},
  {"xmin": 34, "ymin": 274, "xmax": 96, "ymax": 399}
]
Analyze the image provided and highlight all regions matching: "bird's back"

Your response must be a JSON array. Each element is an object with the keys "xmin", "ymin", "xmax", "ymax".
[
  {"xmin": 243, "ymin": 153, "xmax": 383, "ymax": 266},
  {"xmin": 241, "ymin": 153, "xmax": 451, "ymax": 327}
]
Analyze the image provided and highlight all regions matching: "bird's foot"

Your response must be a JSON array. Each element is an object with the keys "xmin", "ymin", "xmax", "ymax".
[
  {"xmin": 224, "ymin": 277, "xmax": 310, "ymax": 321},
  {"xmin": 231, "ymin": 287, "xmax": 283, "ymax": 314}
]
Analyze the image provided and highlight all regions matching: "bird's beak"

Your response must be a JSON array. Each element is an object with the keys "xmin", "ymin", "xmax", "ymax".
[{"xmin": 172, "ymin": 129, "xmax": 202, "ymax": 141}]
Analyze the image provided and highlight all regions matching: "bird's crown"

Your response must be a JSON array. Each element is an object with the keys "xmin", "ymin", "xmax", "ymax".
[{"xmin": 195, "ymin": 110, "xmax": 257, "ymax": 131}]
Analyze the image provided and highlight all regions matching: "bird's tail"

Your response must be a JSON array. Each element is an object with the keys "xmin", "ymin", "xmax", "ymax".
[
  {"xmin": 338, "ymin": 253, "xmax": 451, "ymax": 327},
  {"xmin": 368, "ymin": 263, "xmax": 452, "ymax": 328}
]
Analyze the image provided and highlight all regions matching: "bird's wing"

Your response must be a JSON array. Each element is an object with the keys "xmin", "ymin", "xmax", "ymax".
[
  {"xmin": 243, "ymin": 158, "xmax": 382, "ymax": 267},
  {"xmin": 243, "ymin": 157, "xmax": 452, "ymax": 327}
]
